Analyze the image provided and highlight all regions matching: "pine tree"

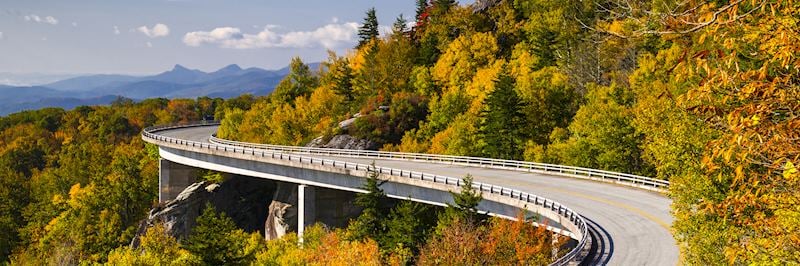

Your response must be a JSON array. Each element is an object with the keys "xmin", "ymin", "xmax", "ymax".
[
  {"xmin": 437, "ymin": 174, "xmax": 483, "ymax": 232},
  {"xmin": 478, "ymin": 72, "xmax": 527, "ymax": 160},
  {"xmin": 324, "ymin": 54, "xmax": 355, "ymax": 104},
  {"xmin": 183, "ymin": 204, "xmax": 254, "ymax": 265},
  {"xmin": 393, "ymin": 14, "xmax": 408, "ymax": 34},
  {"xmin": 415, "ymin": 0, "xmax": 429, "ymax": 23},
  {"xmin": 448, "ymin": 174, "xmax": 482, "ymax": 222},
  {"xmin": 348, "ymin": 162, "xmax": 389, "ymax": 241},
  {"xmin": 383, "ymin": 200, "xmax": 435, "ymax": 255},
  {"xmin": 357, "ymin": 8, "xmax": 379, "ymax": 49},
  {"xmin": 431, "ymin": 0, "xmax": 456, "ymax": 16}
]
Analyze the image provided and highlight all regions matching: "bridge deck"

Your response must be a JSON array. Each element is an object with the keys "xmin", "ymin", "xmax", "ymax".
[{"xmin": 157, "ymin": 125, "xmax": 679, "ymax": 266}]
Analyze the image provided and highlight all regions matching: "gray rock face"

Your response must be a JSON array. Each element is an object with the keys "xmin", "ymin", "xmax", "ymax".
[
  {"xmin": 264, "ymin": 183, "xmax": 298, "ymax": 240},
  {"xmin": 306, "ymin": 134, "xmax": 379, "ymax": 150},
  {"xmin": 132, "ymin": 176, "xmax": 276, "ymax": 246}
]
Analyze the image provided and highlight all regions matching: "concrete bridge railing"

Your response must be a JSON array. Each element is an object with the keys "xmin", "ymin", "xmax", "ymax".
[{"xmin": 142, "ymin": 121, "xmax": 594, "ymax": 265}]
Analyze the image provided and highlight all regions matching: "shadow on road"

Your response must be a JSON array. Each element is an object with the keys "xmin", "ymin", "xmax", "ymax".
[{"xmin": 580, "ymin": 216, "xmax": 614, "ymax": 266}]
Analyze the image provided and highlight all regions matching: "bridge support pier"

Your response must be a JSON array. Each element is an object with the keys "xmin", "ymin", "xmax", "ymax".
[
  {"xmin": 159, "ymin": 159, "xmax": 197, "ymax": 203},
  {"xmin": 297, "ymin": 184, "xmax": 316, "ymax": 238}
]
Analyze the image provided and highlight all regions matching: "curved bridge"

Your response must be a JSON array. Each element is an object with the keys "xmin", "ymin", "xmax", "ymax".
[{"xmin": 142, "ymin": 122, "xmax": 678, "ymax": 265}]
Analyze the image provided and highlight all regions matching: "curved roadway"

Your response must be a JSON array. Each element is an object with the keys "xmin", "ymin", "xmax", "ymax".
[{"xmin": 157, "ymin": 125, "xmax": 679, "ymax": 266}]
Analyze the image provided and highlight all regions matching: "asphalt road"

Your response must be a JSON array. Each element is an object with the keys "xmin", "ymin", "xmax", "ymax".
[{"xmin": 157, "ymin": 125, "xmax": 679, "ymax": 265}]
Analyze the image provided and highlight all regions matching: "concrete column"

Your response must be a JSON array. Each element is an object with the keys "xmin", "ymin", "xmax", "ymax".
[
  {"xmin": 159, "ymin": 159, "xmax": 197, "ymax": 203},
  {"xmin": 297, "ymin": 184, "xmax": 316, "ymax": 238}
]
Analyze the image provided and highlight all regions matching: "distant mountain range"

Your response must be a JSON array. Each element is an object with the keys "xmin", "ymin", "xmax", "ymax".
[{"xmin": 0, "ymin": 63, "xmax": 314, "ymax": 115}]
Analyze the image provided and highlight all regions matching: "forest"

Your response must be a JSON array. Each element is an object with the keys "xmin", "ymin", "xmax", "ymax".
[{"xmin": 1, "ymin": 0, "xmax": 798, "ymax": 265}]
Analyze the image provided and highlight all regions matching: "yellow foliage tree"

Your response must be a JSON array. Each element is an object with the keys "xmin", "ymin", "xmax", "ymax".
[
  {"xmin": 432, "ymin": 32, "xmax": 499, "ymax": 89},
  {"xmin": 669, "ymin": 1, "xmax": 800, "ymax": 263}
]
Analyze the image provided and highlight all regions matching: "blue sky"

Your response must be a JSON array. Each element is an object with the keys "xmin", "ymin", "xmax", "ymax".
[{"xmin": 0, "ymin": 0, "xmax": 436, "ymax": 75}]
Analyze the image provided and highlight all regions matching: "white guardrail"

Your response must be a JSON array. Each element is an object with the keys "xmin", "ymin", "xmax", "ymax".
[
  {"xmin": 208, "ymin": 130, "xmax": 670, "ymax": 192},
  {"xmin": 141, "ymin": 121, "xmax": 665, "ymax": 266}
]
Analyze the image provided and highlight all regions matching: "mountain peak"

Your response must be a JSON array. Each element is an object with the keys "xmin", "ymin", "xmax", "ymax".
[
  {"xmin": 219, "ymin": 64, "xmax": 242, "ymax": 72},
  {"xmin": 172, "ymin": 64, "xmax": 190, "ymax": 72}
]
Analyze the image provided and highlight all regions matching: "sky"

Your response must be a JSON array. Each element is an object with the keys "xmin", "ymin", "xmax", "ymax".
[{"xmin": 0, "ymin": 0, "xmax": 430, "ymax": 75}]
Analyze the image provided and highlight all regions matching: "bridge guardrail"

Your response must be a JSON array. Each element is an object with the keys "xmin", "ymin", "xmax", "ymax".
[
  {"xmin": 209, "ymin": 134, "xmax": 669, "ymax": 193},
  {"xmin": 142, "ymin": 122, "xmax": 589, "ymax": 265}
]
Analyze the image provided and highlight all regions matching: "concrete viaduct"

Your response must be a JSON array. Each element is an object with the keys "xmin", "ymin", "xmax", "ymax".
[{"xmin": 142, "ymin": 122, "xmax": 678, "ymax": 265}]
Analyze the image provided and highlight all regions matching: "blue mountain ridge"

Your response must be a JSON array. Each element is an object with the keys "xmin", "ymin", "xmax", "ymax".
[{"xmin": 0, "ymin": 63, "xmax": 315, "ymax": 115}]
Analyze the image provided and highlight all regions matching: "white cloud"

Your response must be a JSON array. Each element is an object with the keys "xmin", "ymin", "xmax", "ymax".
[
  {"xmin": 183, "ymin": 22, "xmax": 359, "ymax": 49},
  {"xmin": 44, "ymin": 16, "xmax": 58, "ymax": 25},
  {"xmin": 113, "ymin": 26, "xmax": 120, "ymax": 35},
  {"xmin": 137, "ymin": 23, "xmax": 170, "ymax": 38},
  {"xmin": 146, "ymin": 41, "xmax": 153, "ymax": 48},
  {"xmin": 24, "ymin": 14, "xmax": 58, "ymax": 25}
]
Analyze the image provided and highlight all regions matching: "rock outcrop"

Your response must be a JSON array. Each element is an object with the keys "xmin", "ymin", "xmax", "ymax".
[
  {"xmin": 132, "ymin": 176, "xmax": 276, "ymax": 246},
  {"xmin": 264, "ymin": 183, "xmax": 298, "ymax": 240},
  {"xmin": 306, "ymin": 134, "xmax": 379, "ymax": 150}
]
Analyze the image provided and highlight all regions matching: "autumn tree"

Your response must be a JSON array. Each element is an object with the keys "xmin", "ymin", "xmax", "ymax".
[
  {"xmin": 270, "ymin": 57, "xmax": 319, "ymax": 105},
  {"xmin": 107, "ymin": 223, "xmax": 201, "ymax": 265},
  {"xmin": 417, "ymin": 218, "xmax": 485, "ymax": 265},
  {"xmin": 482, "ymin": 213, "xmax": 562, "ymax": 265},
  {"xmin": 667, "ymin": 1, "xmax": 800, "ymax": 263},
  {"xmin": 510, "ymin": 47, "xmax": 579, "ymax": 145},
  {"xmin": 0, "ymin": 168, "xmax": 27, "ymax": 259},
  {"xmin": 547, "ymin": 83, "xmax": 652, "ymax": 176}
]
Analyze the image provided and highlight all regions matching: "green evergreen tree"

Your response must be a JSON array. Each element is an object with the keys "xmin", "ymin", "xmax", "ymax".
[
  {"xmin": 437, "ymin": 174, "xmax": 483, "ymax": 232},
  {"xmin": 431, "ymin": 0, "xmax": 456, "ymax": 16},
  {"xmin": 347, "ymin": 162, "xmax": 389, "ymax": 241},
  {"xmin": 183, "ymin": 204, "xmax": 255, "ymax": 265},
  {"xmin": 530, "ymin": 28, "xmax": 559, "ymax": 68},
  {"xmin": 357, "ymin": 8, "xmax": 379, "ymax": 49},
  {"xmin": 383, "ymin": 200, "xmax": 435, "ymax": 255},
  {"xmin": 415, "ymin": 0, "xmax": 429, "ymax": 23},
  {"xmin": 393, "ymin": 14, "xmax": 408, "ymax": 34},
  {"xmin": 478, "ymin": 72, "xmax": 527, "ymax": 160},
  {"xmin": 415, "ymin": 35, "xmax": 439, "ymax": 66},
  {"xmin": 448, "ymin": 174, "xmax": 482, "ymax": 222},
  {"xmin": 331, "ymin": 58, "xmax": 355, "ymax": 103}
]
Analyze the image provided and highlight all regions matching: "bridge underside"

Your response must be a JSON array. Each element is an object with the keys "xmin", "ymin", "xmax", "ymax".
[
  {"xmin": 159, "ymin": 159, "xmax": 368, "ymax": 239},
  {"xmin": 157, "ymin": 146, "xmax": 575, "ymax": 239}
]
